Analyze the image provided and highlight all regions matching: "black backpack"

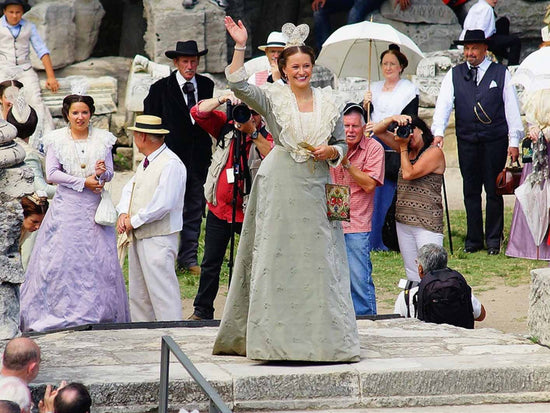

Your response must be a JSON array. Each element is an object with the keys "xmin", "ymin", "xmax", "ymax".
[{"xmin": 417, "ymin": 268, "xmax": 474, "ymax": 329}]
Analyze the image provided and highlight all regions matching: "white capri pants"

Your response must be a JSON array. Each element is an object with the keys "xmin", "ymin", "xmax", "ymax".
[{"xmin": 396, "ymin": 222, "xmax": 444, "ymax": 282}]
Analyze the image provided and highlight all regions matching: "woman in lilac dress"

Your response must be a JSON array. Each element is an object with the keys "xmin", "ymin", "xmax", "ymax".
[
  {"xmin": 20, "ymin": 94, "xmax": 130, "ymax": 332},
  {"xmin": 506, "ymin": 125, "xmax": 550, "ymax": 260}
]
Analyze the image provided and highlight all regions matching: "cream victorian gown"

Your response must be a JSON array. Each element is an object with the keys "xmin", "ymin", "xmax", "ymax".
[{"xmin": 213, "ymin": 66, "xmax": 360, "ymax": 362}]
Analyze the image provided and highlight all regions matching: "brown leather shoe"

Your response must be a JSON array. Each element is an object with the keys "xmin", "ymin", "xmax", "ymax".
[
  {"xmin": 188, "ymin": 313, "xmax": 202, "ymax": 321},
  {"xmin": 188, "ymin": 265, "xmax": 201, "ymax": 276}
]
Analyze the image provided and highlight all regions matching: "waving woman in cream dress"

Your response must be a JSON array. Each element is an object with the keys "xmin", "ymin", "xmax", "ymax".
[{"xmin": 213, "ymin": 17, "xmax": 360, "ymax": 362}]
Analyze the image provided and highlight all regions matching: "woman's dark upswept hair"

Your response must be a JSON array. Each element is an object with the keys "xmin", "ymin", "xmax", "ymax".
[
  {"xmin": 20, "ymin": 195, "xmax": 49, "ymax": 218},
  {"xmin": 277, "ymin": 45, "xmax": 316, "ymax": 80},
  {"xmin": 7, "ymin": 106, "xmax": 38, "ymax": 139},
  {"xmin": 0, "ymin": 79, "xmax": 24, "ymax": 98},
  {"xmin": 380, "ymin": 44, "xmax": 408, "ymax": 72},
  {"xmin": 410, "ymin": 116, "xmax": 434, "ymax": 155},
  {"xmin": 61, "ymin": 94, "xmax": 95, "ymax": 123}
]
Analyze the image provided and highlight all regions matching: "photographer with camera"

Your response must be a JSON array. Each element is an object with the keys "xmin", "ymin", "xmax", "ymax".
[
  {"xmin": 373, "ymin": 114, "xmax": 446, "ymax": 282},
  {"xmin": 188, "ymin": 92, "xmax": 272, "ymax": 321}
]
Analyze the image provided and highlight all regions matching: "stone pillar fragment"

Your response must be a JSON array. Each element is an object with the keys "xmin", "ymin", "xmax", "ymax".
[
  {"xmin": 26, "ymin": 1, "xmax": 76, "ymax": 70},
  {"xmin": 143, "ymin": 0, "xmax": 226, "ymax": 73},
  {"xmin": 528, "ymin": 267, "xmax": 550, "ymax": 346}
]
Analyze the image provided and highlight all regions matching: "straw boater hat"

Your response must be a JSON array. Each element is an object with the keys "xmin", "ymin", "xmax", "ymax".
[
  {"xmin": 258, "ymin": 32, "xmax": 287, "ymax": 51},
  {"xmin": 128, "ymin": 115, "xmax": 170, "ymax": 135},
  {"xmin": 454, "ymin": 29, "xmax": 489, "ymax": 46},
  {"xmin": 1, "ymin": 0, "xmax": 31, "ymax": 12},
  {"xmin": 165, "ymin": 40, "xmax": 208, "ymax": 59}
]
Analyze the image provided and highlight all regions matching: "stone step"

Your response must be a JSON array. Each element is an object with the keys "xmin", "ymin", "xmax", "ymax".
[{"xmin": 19, "ymin": 318, "xmax": 550, "ymax": 412}]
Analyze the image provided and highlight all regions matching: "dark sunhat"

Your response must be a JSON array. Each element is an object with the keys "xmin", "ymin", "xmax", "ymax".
[
  {"xmin": 165, "ymin": 40, "xmax": 208, "ymax": 59},
  {"xmin": 454, "ymin": 29, "xmax": 489, "ymax": 46},
  {"xmin": 1, "ymin": 0, "xmax": 31, "ymax": 12},
  {"xmin": 343, "ymin": 102, "xmax": 365, "ymax": 117},
  {"xmin": 128, "ymin": 115, "xmax": 170, "ymax": 135}
]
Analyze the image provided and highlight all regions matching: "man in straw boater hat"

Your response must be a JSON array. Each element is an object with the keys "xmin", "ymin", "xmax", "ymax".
[
  {"xmin": 117, "ymin": 115, "xmax": 187, "ymax": 322},
  {"xmin": 143, "ymin": 40, "xmax": 214, "ymax": 276},
  {"xmin": 247, "ymin": 31, "xmax": 286, "ymax": 86},
  {"xmin": 432, "ymin": 29, "xmax": 523, "ymax": 256}
]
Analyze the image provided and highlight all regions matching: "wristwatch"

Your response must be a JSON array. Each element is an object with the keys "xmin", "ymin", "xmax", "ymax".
[{"xmin": 250, "ymin": 131, "xmax": 259, "ymax": 140}]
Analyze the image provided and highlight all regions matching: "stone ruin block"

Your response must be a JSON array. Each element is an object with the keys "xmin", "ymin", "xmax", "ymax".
[
  {"xmin": 380, "ymin": 0, "xmax": 458, "ymax": 25},
  {"xmin": 41, "ymin": 75, "xmax": 117, "ymax": 117},
  {"xmin": 0, "ymin": 165, "xmax": 33, "ymax": 284},
  {"xmin": 30, "ymin": 0, "xmax": 105, "ymax": 65},
  {"xmin": 143, "ymin": 0, "xmax": 226, "ymax": 73},
  {"xmin": 124, "ymin": 55, "xmax": 171, "ymax": 113},
  {"xmin": 27, "ymin": 1, "xmax": 76, "ymax": 70},
  {"xmin": 529, "ymin": 267, "xmax": 550, "ymax": 346},
  {"xmin": 412, "ymin": 49, "xmax": 463, "ymax": 108},
  {"xmin": 496, "ymin": 0, "xmax": 550, "ymax": 40}
]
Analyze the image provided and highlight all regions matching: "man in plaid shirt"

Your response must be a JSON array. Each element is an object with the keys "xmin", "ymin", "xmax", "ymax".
[{"xmin": 330, "ymin": 103, "xmax": 384, "ymax": 315}]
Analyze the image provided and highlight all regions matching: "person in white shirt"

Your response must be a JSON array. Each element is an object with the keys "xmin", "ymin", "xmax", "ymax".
[
  {"xmin": 394, "ymin": 243, "xmax": 486, "ymax": 322},
  {"xmin": 117, "ymin": 115, "xmax": 187, "ymax": 322},
  {"xmin": 460, "ymin": 0, "xmax": 521, "ymax": 65},
  {"xmin": 432, "ymin": 29, "xmax": 523, "ymax": 255}
]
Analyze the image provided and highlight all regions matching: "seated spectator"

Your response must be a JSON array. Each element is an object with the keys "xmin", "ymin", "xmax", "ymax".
[
  {"xmin": 20, "ymin": 193, "xmax": 49, "ymax": 271},
  {"xmin": 1, "ymin": 338, "xmax": 41, "ymax": 384},
  {"xmin": 0, "ymin": 377, "xmax": 31, "ymax": 413},
  {"xmin": 459, "ymin": 0, "xmax": 521, "ymax": 65},
  {"xmin": 0, "ymin": 400, "xmax": 20, "ymax": 413},
  {"xmin": 52, "ymin": 383, "xmax": 91, "ymax": 413},
  {"xmin": 394, "ymin": 243, "xmax": 486, "ymax": 326}
]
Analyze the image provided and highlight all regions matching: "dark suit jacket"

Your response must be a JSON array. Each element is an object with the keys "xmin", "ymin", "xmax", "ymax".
[{"xmin": 143, "ymin": 71, "xmax": 214, "ymax": 176}]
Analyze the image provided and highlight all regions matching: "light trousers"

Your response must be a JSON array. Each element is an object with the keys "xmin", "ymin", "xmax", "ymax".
[
  {"xmin": 128, "ymin": 232, "xmax": 183, "ymax": 322},
  {"xmin": 396, "ymin": 222, "xmax": 444, "ymax": 282}
]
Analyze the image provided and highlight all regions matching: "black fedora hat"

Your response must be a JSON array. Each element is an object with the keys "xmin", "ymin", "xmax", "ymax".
[
  {"xmin": 165, "ymin": 40, "xmax": 208, "ymax": 59},
  {"xmin": 454, "ymin": 29, "xmax": 489, "ymax": 46},
  {"xmin": 1, "ymin": 0, "xmax": 31, "ymax": 12}
]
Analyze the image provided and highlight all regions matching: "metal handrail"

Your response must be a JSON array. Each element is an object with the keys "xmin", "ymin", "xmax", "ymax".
[{"xmin": 159, "ymin": 335, "xmax": 231, "ymax": 413}]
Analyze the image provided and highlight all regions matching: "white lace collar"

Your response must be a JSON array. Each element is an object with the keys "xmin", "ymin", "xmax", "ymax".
[
  {"xmin": 266, "ymin": 84, "xmax": 342, "ymax": 162},
  {"xmin": 44, "ymin": 126, "xmax": 114, "ymax": 178}
]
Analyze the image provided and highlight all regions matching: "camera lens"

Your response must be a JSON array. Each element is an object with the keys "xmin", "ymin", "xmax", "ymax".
[
  {"xmin": 396, "ymin": 124, "xmax": 412, "ymax": 138},
  {"xmin": 232, "ymin": 104, "xmax": 252, "ymax": 124}
]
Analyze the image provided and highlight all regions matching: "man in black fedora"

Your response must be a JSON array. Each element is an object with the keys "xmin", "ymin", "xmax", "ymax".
[
  {"xmin": 144, "ymin": 40, "xmax": 214, "ymax": 275},
  {"xmin": 431, "ymin": 29, "xmax": 523, "ymax": 255}
]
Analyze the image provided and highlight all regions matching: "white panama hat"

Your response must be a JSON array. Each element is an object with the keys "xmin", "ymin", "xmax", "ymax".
[
  {"xmin": 542, "ymin": 26, "xmax": 550, "ymax": 42},
  {"xmin": 258, "ymin": 31, "xmax": 287, "ymax": 51}
]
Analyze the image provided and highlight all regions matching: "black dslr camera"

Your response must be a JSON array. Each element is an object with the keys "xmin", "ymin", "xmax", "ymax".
[
  {"xmin": 231, "ymin": 104, "xmax": 252, "ymax": 124},
  {"xmin": 387, "ymin": 120, "xmax": 412, "ymax": 139}
]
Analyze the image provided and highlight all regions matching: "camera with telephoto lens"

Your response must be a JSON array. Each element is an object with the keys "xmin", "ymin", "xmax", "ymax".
[
  {"xmin": 232, "ymin": 104, "xmax": 252, "ymax": 124},
  {"xmin": 387, "ymin": 120, "xmax": 412, "ymax": 139}
]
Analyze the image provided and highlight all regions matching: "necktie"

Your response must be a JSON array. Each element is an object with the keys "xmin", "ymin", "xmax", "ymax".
[
  {"xmin": 471, "ymin": 66, "xmax": 478, "ymax": 86},
  {"xmin": 143, "ymin": 156, "xmax": 149, "ymax": 170},
  {"xmin": 183, "ymin": 81, "xmax": 196, "ymax": 110}
]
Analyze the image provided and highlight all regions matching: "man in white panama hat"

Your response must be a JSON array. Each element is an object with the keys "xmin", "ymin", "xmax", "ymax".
[
  {"xmin": 117, "ymin": 115, "xmax": 187, "ymax": 322},
  {"xmin": 247, "ymin": 31, "xmax": 286, "ymax": 86}
]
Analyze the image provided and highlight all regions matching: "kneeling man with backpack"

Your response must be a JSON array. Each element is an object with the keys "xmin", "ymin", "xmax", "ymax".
[{"xmin": 394, "ymin": 243, "xmax": 486, "ymax": 328}]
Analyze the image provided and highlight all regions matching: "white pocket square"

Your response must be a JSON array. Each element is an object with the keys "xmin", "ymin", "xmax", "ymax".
[{"xmin": 489, "ymin": 80, "xmax": 498, "ymax": 88}]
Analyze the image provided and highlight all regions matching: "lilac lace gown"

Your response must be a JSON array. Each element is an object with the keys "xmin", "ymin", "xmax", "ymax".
[
  {"xmin": 20, "ymin": 126, "xmax": 130, "ymax": 332},
  {"xmin": 505, "ymin": 159, "xmax": 550, "ymax": 260}
]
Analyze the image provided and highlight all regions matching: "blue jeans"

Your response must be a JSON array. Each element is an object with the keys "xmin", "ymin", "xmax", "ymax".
[{"xmin": 345, "ymin": 232, "xmax": 376, "ymax": 315}]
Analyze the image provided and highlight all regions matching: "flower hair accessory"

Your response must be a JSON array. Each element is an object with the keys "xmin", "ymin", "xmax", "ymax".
[
  {"xmin": 11, "ymin": 88, "xmax": 31, "ymax": 124},
  {"xmin": 282, "ymin": 23, "xmax": 309, "ymax": 48},
  {"xmin": 70, "ymin": 77, "xmax": 90, "ymax": 96}
]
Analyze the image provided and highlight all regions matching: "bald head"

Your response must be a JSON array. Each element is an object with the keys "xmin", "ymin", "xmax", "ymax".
[
  {"xmin": 1, "ymin": 338, "xmax": 41, "ymax": 384},
  {"xmin": 0, "ymin": 400, "xmax": 20, "ymax": 413},
  {"xmin": 54, "ymin": 383, "xmax": 91, "ymax": 413}
]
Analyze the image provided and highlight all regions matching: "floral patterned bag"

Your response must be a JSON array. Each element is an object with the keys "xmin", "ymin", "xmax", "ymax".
[{"xmin": 325, "ymin": 184, "xmax": 350, "ymax": 222}]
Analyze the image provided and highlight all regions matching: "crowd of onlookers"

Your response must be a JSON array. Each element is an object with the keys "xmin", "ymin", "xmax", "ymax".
[{"xmin": 2, "ymin": 0, "xmax": 549, "ymax": 368}]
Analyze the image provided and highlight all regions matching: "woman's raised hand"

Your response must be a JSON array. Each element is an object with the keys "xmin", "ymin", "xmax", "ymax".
[
  {"xmin": 85, "ymin": 175, "xmax": 104, "ymax": 193},
  {"xmin": 224, "ymin": 16, "xmax": 247, "ymax": 46}
]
